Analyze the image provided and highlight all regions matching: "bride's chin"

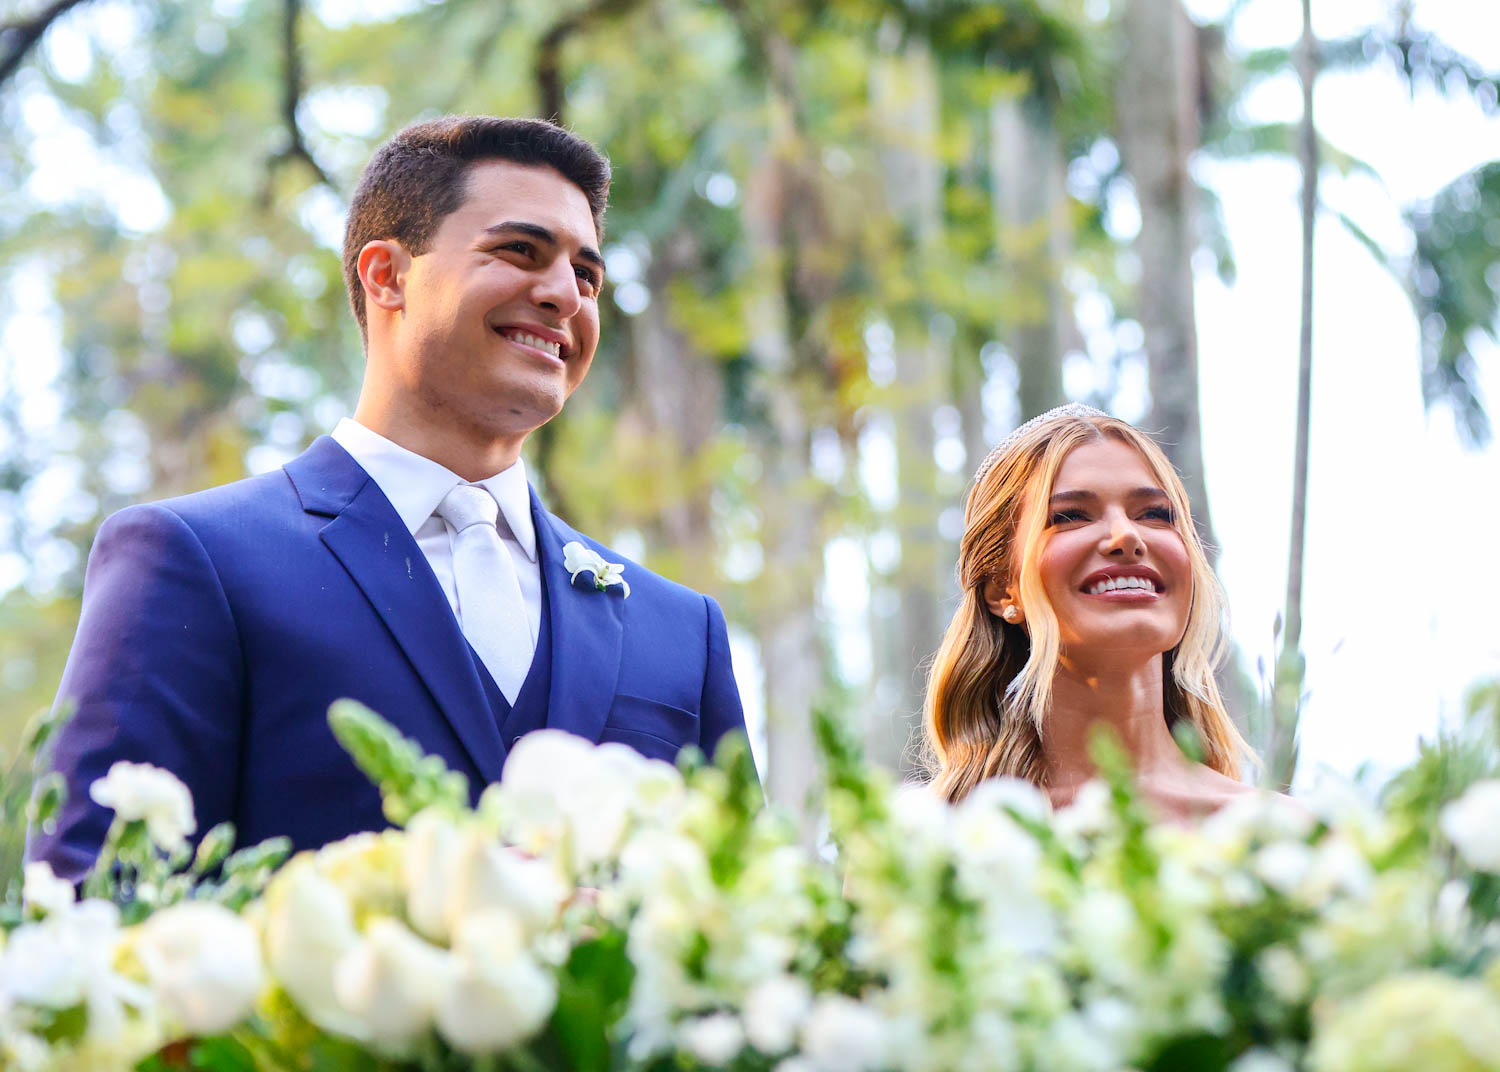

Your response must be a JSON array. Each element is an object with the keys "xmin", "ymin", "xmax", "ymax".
[{"xmin": 1057, "ymin": 629, "xmax": 1178, "ymax": 662}]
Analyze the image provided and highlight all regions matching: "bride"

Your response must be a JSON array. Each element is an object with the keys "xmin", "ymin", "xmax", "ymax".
[{"xmin": 921, "ymin": 403, "xmax": 1257, "ymax": 820}]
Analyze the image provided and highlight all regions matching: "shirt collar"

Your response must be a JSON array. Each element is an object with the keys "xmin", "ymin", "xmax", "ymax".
[{"xmin": 330, "ymin": 418, "xmax": 537, "ymax": 562}]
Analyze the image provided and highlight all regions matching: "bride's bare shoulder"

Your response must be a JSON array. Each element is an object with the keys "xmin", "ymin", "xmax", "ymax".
[{"xmin": 1144, "ymin": 763, "xmax": 1270, "ymax": 822}]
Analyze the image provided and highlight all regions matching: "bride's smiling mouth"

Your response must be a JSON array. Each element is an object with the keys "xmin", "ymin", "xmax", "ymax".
[{"xmin": 1078, "ymin": 566, "xmax": 1165, "ymax": 600}]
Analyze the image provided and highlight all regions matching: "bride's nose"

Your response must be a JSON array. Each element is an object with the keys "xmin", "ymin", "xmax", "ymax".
[{"xmin": 1103, "ymin": 514, "xmax": 1146, "ymax": 557}]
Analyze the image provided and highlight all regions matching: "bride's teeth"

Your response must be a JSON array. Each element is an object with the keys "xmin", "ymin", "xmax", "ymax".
[{"xmin": 1088, "ymin": 575, "xmax": 1161, "ymax": 594}]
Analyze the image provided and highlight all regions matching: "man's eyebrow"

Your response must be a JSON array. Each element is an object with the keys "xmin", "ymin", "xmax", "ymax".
[{"xmin": 483, "ymin": 221, "xmax": 605, "ymax": 272}]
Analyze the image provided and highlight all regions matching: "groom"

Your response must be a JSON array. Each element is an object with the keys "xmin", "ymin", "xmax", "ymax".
[{"xmin": 31, "ymin": 116, "xmax": 748, "ymax": 881}]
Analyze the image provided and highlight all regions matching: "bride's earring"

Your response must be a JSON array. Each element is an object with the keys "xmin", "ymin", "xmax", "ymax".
[{"xmin": 1002, "ymin": 605, "xmax": 1019, "ymax": 622}]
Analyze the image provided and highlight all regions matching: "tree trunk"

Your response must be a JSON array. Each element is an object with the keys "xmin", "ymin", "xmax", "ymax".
[
  {"xmin": 1270, "ymin": 0, "xmax": 1319, "ymax": 790},
  {"xmin": 991, "ymin": 93, "xmax": 1067, "ymax": 421},
  {"xmin": 867, "ymin": 40, "xmax": 946, "ymax": 775},
  {"xmin": 622, "ymin": 230, "xmax": 723, "ymax": 591},
  {"xmin": 740, "ymin": 92, "xmax": 831, "ymax": 814},
  {"xmin": 1115, "ymin": 0, "xmax": 1219, "ymax": 562}
]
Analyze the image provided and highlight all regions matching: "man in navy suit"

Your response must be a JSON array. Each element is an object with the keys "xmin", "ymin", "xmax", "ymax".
[{"xmin": 30, "ymin": 116, "xmax": 749, "ymax": 881}]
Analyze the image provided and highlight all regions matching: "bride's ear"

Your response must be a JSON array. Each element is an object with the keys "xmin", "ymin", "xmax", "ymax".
[{"xmin": 982, "ymin": 578, "xmax": 1022, "ymax": 623}]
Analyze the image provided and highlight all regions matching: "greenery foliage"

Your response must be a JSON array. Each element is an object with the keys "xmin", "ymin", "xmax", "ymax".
[{"xmin": 4, "ymin": 701, "xmax": 1500, "ymax": 1070}]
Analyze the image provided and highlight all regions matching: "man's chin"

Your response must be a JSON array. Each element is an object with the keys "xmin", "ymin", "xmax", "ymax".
[{"xmin": 480, "ymin": 385, "xmax": 566, "ymax": 438}]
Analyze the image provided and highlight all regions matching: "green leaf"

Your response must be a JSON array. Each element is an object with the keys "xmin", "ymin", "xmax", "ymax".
[
  {"xmin": 542, "ymin": 929, "xmax": 636, "ymax": 1072},
  {"xmin": 191, "ymin": 822, "xmax": 238, "ymax": 875},
  {"xmin": 26, "ymin": 771, "xmax": 66, "ymax": 833},
  {"xmin": 187, "ymin": 1035, "xmax": 259, "ymax": 1071},
  {"xmin": 1142, "ymin": 1032, "xmax": 1234, "ymax": 1072}
]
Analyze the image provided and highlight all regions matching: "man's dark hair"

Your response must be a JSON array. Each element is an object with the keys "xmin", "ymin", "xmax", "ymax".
[{"xmin": 342, "ymin": 115, "xmax": 611, "ymax": 339}]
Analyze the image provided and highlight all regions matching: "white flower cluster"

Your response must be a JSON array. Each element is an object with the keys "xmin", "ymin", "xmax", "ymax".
[
  {"xmin": 1, "ymin": 859, "xmax": 260, "ymax": 1071},
  {"xmin": 7, "ymin": 736, "xmax": 1500, "ymax": 1071},
  {"xmin": 258, "ymin": 812, "xmax": 565, "ymax": 1055}
]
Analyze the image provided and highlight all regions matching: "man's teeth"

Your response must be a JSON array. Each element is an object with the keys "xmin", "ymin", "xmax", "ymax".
[
  {"xmin": 503, "ymin": 330, "xmax": 561, "ymax": 358},
  {"xmin": 1087, "ymin": 576, "xmax": 1158, "ymax": 595}
]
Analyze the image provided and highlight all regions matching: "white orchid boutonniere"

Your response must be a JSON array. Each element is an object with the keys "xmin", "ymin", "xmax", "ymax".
[{"xmin": 562, "ymin": 541, "xmax": 630, "ymax": 597}]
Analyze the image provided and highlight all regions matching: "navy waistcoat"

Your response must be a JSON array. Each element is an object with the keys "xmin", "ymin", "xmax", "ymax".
[{"xmin": 469, "ymin": 552, "xmax": 554, "ymax": 763}]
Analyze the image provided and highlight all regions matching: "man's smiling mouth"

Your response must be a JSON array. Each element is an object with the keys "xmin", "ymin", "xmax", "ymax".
[{"xmin": 496, "ymin": 327, "xmax": 563, "ymax": 359}]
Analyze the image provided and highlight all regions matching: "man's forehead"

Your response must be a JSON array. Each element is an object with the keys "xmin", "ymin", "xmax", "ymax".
[{"xmin": 457, "ymin": 160, "xmax": 599, "ymax": 244}]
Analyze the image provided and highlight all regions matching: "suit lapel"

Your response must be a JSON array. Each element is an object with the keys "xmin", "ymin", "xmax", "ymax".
[
  {"xmin": 534, "ymin": 489, "xmax": 624, "ymax": 744},
  {"xmin": 285, "ymin": 438, "xmax": 507, "ymax": 785}
]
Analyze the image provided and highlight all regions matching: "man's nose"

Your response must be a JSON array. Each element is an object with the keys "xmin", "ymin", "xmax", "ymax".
[{"xmin": 531, "ymin": 257, "xmax": 582, "ymax": 318}]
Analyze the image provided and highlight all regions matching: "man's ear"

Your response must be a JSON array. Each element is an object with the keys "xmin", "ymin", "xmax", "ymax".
[
  {"xmin": 981, "ymin": 577, "xmax": 1021, "ymax": 622},
  {"xmin": 357, "ymin": 240, "xmax": 410, "ymax": 315}
]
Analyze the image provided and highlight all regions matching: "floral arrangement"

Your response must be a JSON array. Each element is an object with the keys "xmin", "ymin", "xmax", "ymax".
[{"xmin": 3, "ymin": 700, "xmax": 1500, "ymax": 1072}]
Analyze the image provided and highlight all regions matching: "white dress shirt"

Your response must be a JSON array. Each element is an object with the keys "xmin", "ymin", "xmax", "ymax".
[{"xmin": 330, "ymin": 418, "xmax": 541, "ymax": 648}]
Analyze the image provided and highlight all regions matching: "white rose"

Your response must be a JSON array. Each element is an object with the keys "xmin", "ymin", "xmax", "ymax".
[
  {"xmin": 1070, "ymin": 889, "xmax": 1140, "ymax": 975},
  {"xmin": 403, "ymin": 809, "xmax": 465, "ymax": 941},
  {"xmin": 0, "ymin": 900, "xmax": 146, "ymax": 1049},
  {"xmin": 1440, "ymin": 779, "xmax": 1500, "ymax": 872},
  {"xmin": 1229, "ymin": 1049, "xmax": 1294, "ymax": 1072},
  {"xmin": 961, "ymin": 776, "xmax": 1051, "ymax": 824},
  {"xmin": 1252, "ymin": 841, "xmax": 1315, "ymax": 897},
  {"xmin": 1203, "ymin": 792, "xmax": 1313, "ymax": 849},
  {"xmin": 1042, "ymin": 1011, "xmax": 1118, "ymax": 1072},
  {"xmin": 2, "ymin": 919, "xmax": 92, "ymax": 1010},
  {"xmin": 681, "ymin": 1013, "xmax": 746, "ymax": 1065},
  {"xmin": 951, "ymin": 806, "xmax": 1042, "ymax": 885},
  {"xmin": 1053, "ymin": 780, "xmax": 1114, "ymax": 839},
  {"xmin": 1300, "ymin": 777, "xmax": 1383, "ymax": 840},
  {"xmin": 1306, "ymin": 837, "xmax": 1375, "ymax": 902},
  {"xmin": 262, "ymin": 862, "xmax": 361, "ymax": 1034},
  {"xmin": 618, "ymin": 829, "xmax": 713, "ymax": 902},
  {"xmin": 333, "ymin": 918, "xmax": 452, "ymax": 1049},
  {"xmin": 1256, "ymin": 945, "xmax": 1310, "ymax": 1005},
  {"xmin": 89, "ymin": 761, "xmax": 196, "ymax": 852},
  {"xmin": 21, "ymin": 862, "xmax": 75, "ymax": 918},
  {"xmin": 444, "ymin": 828, "xmax": 567, "ymax": 939},
  {"xmin": 492, "ymin": 732, "xmax": 603, "ymax": 854},
  {"xmin": 495, "ymin": 731, "xmax": 681, "ymax": 871},
  {"xmin": 435, "ymin": 911, "xmax": 556, "ymax": 1053},
  {"xmin": 800, "ymin": 995, "xmax": 887, "ymax": 1072},
  {"xmin": 889, "ymin": 784, "xmax": 952, "ymax": 842},
  {"xmin": 134, "ymin": 902, "xmax": 262, "ymax": 1034},
  {"xmin": 1082, "ymin": 995, "xmax": 1139, "ymax": 1051},
  {"xmin": 743, "ymin": 975, "xmax": 812, "ymax": 1054}
]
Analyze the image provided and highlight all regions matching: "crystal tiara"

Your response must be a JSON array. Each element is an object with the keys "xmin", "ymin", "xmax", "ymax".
[{"xmin": 971, "ymin": 402, "xmax": 1111, "ymax": 486}]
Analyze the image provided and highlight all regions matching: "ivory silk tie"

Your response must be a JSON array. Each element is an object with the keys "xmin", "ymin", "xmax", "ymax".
[{"xmin": 435, "ymin": 484, "xmax": 533, "ymax": 704}]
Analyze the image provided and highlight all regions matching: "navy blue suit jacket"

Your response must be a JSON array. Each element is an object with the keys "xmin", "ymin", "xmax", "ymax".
[{"xmin": 30, "ymin": 436, "xmax": 747, "ymax": 881}]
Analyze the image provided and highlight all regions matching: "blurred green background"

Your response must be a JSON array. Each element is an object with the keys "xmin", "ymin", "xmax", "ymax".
[{"xmin": 2, "ymin": 0, "xmax": 1498, "ymax": 810}]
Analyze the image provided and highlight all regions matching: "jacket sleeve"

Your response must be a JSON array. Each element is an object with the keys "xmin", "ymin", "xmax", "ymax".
[
  {"xmin": 27, "ymin": 503, "xmax": 245, "ymax": 883},
  {"xmin": 697, "ymin": 594, "xmax": 752, "ymax": 775}
]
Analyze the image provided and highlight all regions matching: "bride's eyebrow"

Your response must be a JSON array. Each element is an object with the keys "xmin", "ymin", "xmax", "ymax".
[
  {"xmin": 1048, "ymin": 487, "xmax": 1168, "ymax": 504},
  {"xmin": 1049, "ymin": 490, "xmax": 1095, "ymax": 505}
]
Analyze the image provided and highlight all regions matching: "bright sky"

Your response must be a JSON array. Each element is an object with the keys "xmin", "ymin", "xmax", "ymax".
[
  {"xmin": 1189, "ymin": 0, "xmax": 1500, "ymax": 785},
  {"xmin": 2, "ymin": 0, "xmax": 1497, "ymax": 789}
]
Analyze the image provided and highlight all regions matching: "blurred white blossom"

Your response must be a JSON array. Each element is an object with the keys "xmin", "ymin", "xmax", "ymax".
[
  {"xmin": 133, "ymin": 902, "xmax": 262, "ymax": 1034},
  {"xmin": 88, "ymin": 761, "xmax": 195, "ymax": 852},
  {"xmin": 1441, "ymin": 779, "xmax": 1500, "ymax": 872}
]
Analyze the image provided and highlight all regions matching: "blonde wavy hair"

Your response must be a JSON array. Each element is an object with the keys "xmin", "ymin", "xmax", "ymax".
[{"xmin": 921, "ymin": 412, "xmax": 1251, "ymax": 803}]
